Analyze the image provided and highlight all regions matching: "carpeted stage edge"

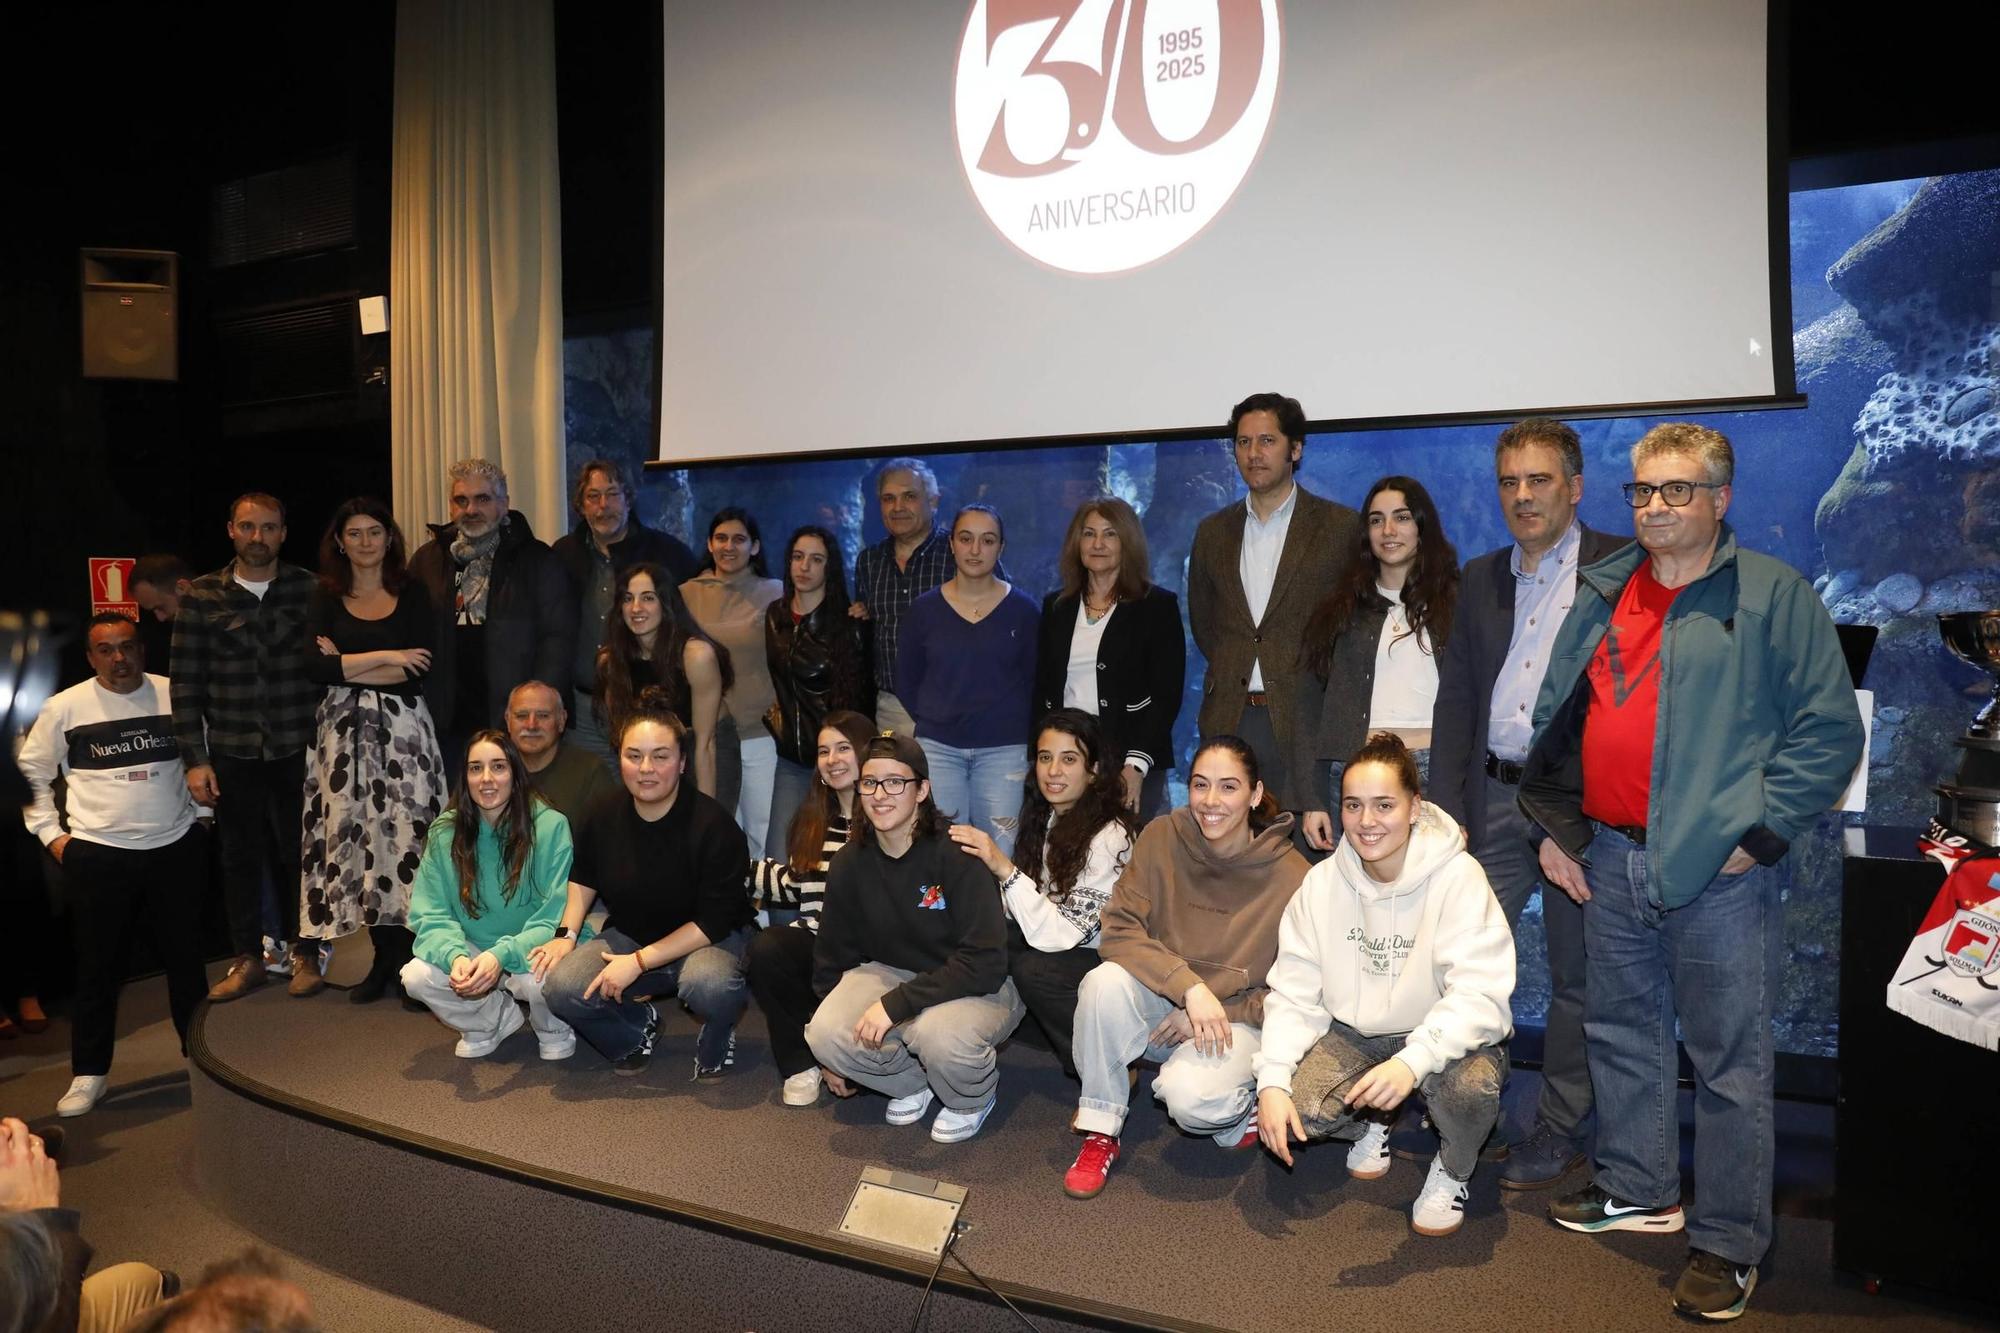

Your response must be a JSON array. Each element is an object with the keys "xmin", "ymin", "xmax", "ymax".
[{"xmin": 189, "ymin": 987, "xmax": 1979, "ymax": 1333}]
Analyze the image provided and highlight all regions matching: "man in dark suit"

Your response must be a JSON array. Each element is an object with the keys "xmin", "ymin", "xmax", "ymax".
[
  {"xmin": 1430, "ymin": 417, "xmax": 1626, "ymax": 1188},
  {"xmin": 1187, "ymin": 392, "xmax": 1359, "ymax": 810}
]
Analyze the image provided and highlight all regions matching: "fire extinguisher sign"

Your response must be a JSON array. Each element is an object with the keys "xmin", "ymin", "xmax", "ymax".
[{"xmin": 89, "ymin": 557, "xmax": 139, "ymax": 620}]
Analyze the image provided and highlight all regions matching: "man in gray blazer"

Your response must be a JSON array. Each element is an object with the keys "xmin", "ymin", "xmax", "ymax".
[
  {"xmin": 1429, "ymin": 417, "xmax": 1627, "ymax": 1188},
  {"xmin": 1187, "ymin": 392, "xmax": 1360, "ymax": 810}
]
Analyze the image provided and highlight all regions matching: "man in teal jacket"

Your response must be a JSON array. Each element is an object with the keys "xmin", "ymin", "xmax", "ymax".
[{"xmin": 1517, "ymin": 423, "xmax": 1862, "ymax": 1322}]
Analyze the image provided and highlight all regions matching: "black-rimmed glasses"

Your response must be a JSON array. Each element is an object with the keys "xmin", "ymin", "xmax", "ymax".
[
  {"xmin": 1621, "ymin": 480, "xmax": 1722, "ymax": 508},
  {"xmin": 857, "ymin": 775, "xmax": 916, "ymax": 795}
]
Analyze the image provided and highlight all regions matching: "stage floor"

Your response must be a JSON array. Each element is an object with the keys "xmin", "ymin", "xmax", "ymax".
[{"xmin": 193, "ymin": 981, "xmax": 1975, "ymax": 1332}]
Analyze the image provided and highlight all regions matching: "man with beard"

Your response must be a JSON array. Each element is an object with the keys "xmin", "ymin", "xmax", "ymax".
[
  {"xmin": 505, "ymin": 679, "xmax": 616, "ymax": 819},
  {"xmin": 170, "ymin": 493, "xmax": 320, "ymax": 1001},
  {"xmin": 408, "ymin": 459, "xmax": 574, "ymax": 765}
]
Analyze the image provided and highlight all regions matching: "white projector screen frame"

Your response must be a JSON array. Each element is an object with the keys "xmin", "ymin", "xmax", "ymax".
[{"xmin": 656, "ymin": 0, "xmax": 1794, "ymax": 465}]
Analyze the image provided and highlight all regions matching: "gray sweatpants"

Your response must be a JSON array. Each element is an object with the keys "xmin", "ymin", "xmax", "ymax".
[
  {"xmin": 1291, "ymin": 1019, "xmax": 1507, "ymax": 1180},
  {"xmin": 1072, "ymin": 960, "xmax": 1260, "ymax": 1141},
  {"xmin": 400, "ymin": 958, "xmax": 575, "ymax": 1055},
  {"xmin": 806, "ymin": 962, "xmax": 1024, "ymax": 1111}
]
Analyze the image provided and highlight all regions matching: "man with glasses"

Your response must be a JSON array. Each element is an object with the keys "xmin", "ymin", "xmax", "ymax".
[
  {"xmin": 1518, "ymin": 423, "xmax": 1861, "ymax": 1320},
  {"xmin": 551, "ymin": 458, "xmax": 698, "ymax": 758},
  {"xmin": 1430, "ymin": 418, "xmax": 1626, "ymax": 1187}
]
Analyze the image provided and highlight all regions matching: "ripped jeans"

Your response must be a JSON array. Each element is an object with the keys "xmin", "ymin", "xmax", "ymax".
[
  {"xmin": 916, "ymin": 738, "xmax": 1027, "ymax": 859},
  {"xmin": 1290, "ymin": 1019, "xmax": 1507, "ymax": 1181}
]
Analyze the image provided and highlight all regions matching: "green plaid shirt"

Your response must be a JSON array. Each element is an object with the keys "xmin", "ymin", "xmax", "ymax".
[{"xmin": 169, "ymin": 561, "xmax": 319, "ymax": 766}]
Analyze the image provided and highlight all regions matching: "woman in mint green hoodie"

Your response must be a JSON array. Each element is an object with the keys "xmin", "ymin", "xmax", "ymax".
[{"xmin": 400, "ymin": 730, "xmax": 583, "ymax": 1060}]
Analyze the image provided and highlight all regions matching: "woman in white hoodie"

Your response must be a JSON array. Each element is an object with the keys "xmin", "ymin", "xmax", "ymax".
[{"xmin": 1254, "ymin": 732, "xmax": 1515, "ymax": 1237}]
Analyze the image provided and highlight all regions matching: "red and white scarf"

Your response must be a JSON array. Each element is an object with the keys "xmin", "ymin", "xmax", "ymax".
[{"xmin": 1889, "ymin": 819, "xmax": 2000, "ymax": 1049}]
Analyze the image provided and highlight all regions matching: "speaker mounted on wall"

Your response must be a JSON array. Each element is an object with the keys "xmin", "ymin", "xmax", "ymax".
[{"xmin": 81, "ymin": 248, "xmax": 178, "ymax": 381}]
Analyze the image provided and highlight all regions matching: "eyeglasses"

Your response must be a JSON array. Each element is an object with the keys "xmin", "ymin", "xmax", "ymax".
[
  {"xmin": 581, "ymin": 489, "xmax": 625, "ymax": 506},
  {"xmin": 856, "ymin": 776, "xmax": 917, "ymax": 795},
  {"xmin": 1621, "ymin": 480, "xmax": 1722, "ymax": 508}
]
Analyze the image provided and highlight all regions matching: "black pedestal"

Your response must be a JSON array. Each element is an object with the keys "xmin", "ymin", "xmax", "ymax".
[{"xmin": 1836, "ymin": 826, "xmax": 2000, "ymax": 1308}]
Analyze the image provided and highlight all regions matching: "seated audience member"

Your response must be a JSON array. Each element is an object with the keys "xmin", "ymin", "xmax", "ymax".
[
  {"xmin": 539, "ymin": 692, "xmax": 752, "ymax": 1077},
  {"xmin": 806, "ymin": 735, "xmax": 1024, "ymax": 1142},
  {"xmin": 764, "ymin": 525, "xmax": 873, "ymax": 854},
  {"xmin": 18, "ymin": 614, "xmax": 209, "ymax": 1118},
  {"xmin": 949, "ymin": 709, "xmax": 1139, "ymax": 1078},
  {"xmin": 681, "ymin": 508, "xmax": 785, "ymax": 860},
  {"xmin": 1063, "ymin": 736, "xmax": 1308, "ymax": 1198},
  {"xmin": 505, "ymin": 680, "xmax": 617, "ymax": 819},
  {"xmin": 1032, "ymin": 498, "xmax": 1185, "ymax": 817},
  {"xmin": 595, "ymin": 563, "xmax": 738, "ymax": 810},
  {"xmin": 401, "ymin": 731, "xmax": 580, "ymax": 1061},
  {"xmin": 895, "ymin": 504, "xmax": 1039, "ymax": 857},
  {"xmin": 744, "ymin": 710, "xmax": 875, "ymax": 1106},
  {"xmin": 1255, "ymin": 733, "xmax": 1514, "ymax": 1237},
  {"xmin": 1296, "ymin": 477, "xmax": 1460, "ymax": 853},
  {"xmin": 121, "ymin": 1250, "xmax": 316, "ymax": 1333},
  {"xmin": 551, "ymin": 457, "xmax": 700, "ymax": 760},
  {"xmin": 2, "ymin": 1114, "xmax": 182, "ymax": 1333}
]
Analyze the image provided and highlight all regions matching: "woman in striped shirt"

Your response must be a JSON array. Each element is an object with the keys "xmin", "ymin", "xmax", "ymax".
[{"xmin": 745, "ymin": 709, "xmax": 875, "ymax": 1106}]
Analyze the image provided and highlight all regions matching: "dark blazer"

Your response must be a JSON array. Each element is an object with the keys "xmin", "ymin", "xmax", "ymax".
[
  {"xmin": 1185, "ymin": 482, "xmax": 1360, "ymax": 807},
  {"xmin": 1429, "ymin": 523, "xmax": 1627, "ymax": 850},
  {"xmin": 408, "ymin": 510, "xmax": 575, "ymax": 736},
  {"xmin": 1290, "ymin": 596, "xmax": 1397, "ymax": 815},
  {"xmin": 1032, "ymin": 584, "xmax": 1186, "ymax": 774},
  {"xmin": 550, "ymin": 515, "xmax": 699, "ymax": 591},
  {"xmin": 766, "ymin": 596, "xmax": 874, "ymax": 765}
]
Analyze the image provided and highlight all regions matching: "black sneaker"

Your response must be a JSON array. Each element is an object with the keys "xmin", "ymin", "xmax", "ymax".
[
  {"xmin": 613, "ymin": 1002, "xmax": 658, "ymax": 1076},
  {"xmin": 1387, "ymin": 1102, "xmax": 1436, "ymax": 1161},
  {"xmin": 1549, "ymin": 1181, "xmax": 1685, "ymax": 1234},
  {"xmin": 1672, "ymin": 1249, "xmax": 1756, "ymax": 1320},
  {"xmin": 694, "ymin": 1024, "xmax": 737, "ymax": 1082}
]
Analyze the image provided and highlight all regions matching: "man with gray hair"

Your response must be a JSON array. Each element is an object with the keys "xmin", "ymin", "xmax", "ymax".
[
  {"xmin": 408, "ymin": 458, "xmax": 574, "ymax": 764},
  {"xmin": 505, "ymin": 679, "xmax": 617, "ymax": 818},
  {"xmin": 550, "ymin": 457, "xmax": 698, "ymax": 758},
  {"xmin": 1520, "ymin": 423, "xmax": 1862, "ymax": 1319},
  {"xmin": 850, "ymin": 457, "xmax": 952, "ymax": 736}
]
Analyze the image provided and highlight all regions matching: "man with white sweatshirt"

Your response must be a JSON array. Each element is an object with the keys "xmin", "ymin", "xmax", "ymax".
[
  {"xmin": 19, "ymin": 613, "xmax": 212, "ymax": 1118},
  {"xmin": 1254, "ymin": 733, "xmax": 1515, "ymax": 1236}
]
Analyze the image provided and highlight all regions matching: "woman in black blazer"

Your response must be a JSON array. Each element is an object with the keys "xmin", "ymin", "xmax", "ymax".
[{"xmin": 1033, "ymin": 498, "xmax": 1185, "ymax": 818}]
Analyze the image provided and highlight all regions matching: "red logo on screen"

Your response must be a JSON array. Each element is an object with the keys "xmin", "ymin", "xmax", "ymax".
[{"xmin": 954, "ymin": 0, "xmax": 1282, "ymax": 274}]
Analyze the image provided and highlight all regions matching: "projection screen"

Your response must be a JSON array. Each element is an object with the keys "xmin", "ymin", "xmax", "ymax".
[{"xmin": 658, "ymin": 0, "xmax": 1785, "ymax": 463}]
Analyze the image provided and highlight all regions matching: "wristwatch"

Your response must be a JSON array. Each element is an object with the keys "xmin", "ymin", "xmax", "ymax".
[{"xmin": 553, "ymin": 926, "xmax": 573, "ymax": 940}]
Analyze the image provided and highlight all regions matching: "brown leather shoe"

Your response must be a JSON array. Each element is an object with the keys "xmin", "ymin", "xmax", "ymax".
[
  {"xmin": 287, "ymin": 948, "xmax": 325, "ymax": 997},
  {"xmin": 206, "ymin": 957, "xmax": 268, "ymax": 1002}
]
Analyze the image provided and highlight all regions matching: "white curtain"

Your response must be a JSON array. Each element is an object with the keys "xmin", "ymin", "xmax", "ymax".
[{"xmin": 390, "ymin": 0, "xmax": 566, "ymax": 547}]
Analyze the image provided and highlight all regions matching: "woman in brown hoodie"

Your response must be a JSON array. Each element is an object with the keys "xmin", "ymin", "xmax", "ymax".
[{"xmin": 1060, "ymin": 736, "xmax": 1310, "ymax": 1199}]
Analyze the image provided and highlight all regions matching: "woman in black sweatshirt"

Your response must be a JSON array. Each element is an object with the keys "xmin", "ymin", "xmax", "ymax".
[{"xmin": 805, "ymin": 734, "xmax": 1024, "ymax": 1144}]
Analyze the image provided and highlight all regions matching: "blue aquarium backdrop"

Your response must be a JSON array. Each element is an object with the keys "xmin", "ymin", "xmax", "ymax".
[{"xmin": 565, "ymin": 168, "xmax": 2000, "ymax": 1057}]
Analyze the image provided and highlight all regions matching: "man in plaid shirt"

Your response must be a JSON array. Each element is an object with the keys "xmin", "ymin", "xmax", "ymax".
[
  {"xmin": 848, "ymin": 458, "xmax": 952, "ymax": 737},
  {"xmin": 170, "ymin": 492, "xmax": 321, "ymax": 1001}
]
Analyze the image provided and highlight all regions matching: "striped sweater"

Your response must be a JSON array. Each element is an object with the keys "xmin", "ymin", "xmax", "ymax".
[{"xmin": 749, "ymin": 813, "xmax": 851, "ymax": 932}]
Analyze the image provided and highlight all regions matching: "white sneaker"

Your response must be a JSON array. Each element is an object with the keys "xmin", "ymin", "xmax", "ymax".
[
  {"xmin": 930, "ymin": 1097, "xmax": 996, "ymax": 1143},
  {"xmin": 1347, "ymin": 1118, "xmax": 1393, "ymax": 1179},
  {"xmin": 454, "ymin": 1002, "xmax": 525, "ymax": 1058},
  {"xmin": 537, "ymin": 1037, "xmax": 577, "ymax": 1062},
  {"xmin": 58, "ymin": 1075, "xmax": 108, "ymax": 1118},
  {"xmin": 1411, "ymin": 1157, "xmax": 1470, "ymax": 1236},
  {"xmin": 783, "ymin": 1068, "xmax": 823, "ymax": 1106},
  {"xmin": 885, "ymin": 1087, "xmax": 935, "ymax": 1125}
]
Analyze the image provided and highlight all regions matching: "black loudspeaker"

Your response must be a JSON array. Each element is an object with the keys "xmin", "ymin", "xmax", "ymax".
[{"xmin": 80, "ymin": 248, "xmax": 178, "ymax": 380}]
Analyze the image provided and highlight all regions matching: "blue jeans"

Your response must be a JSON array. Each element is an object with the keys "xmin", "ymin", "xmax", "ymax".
[
  {"xmin": 1582, "ymin": 826, "xmax": 1784, "ymax": 1265},
  {"xmin": 765, "ymin": 755, "xmax": 815, "ymax": 858},
  {"xmin": 542, "ymin": 926, "xmax": 750, "ymax": 1063},
  {"xmin": 916, "ymin": 738, "xmax": 1027, "ymax": 858}
]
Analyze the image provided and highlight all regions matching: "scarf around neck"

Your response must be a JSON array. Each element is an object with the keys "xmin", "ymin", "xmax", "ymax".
[{"xmin": 450, "ymin": 522, "xmax": 503, "ymax": 624}]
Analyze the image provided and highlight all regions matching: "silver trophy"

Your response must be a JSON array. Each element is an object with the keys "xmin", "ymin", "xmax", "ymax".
[{"xmin": 1936, "ymin": 611, "xmax": 2000, "ymax": 844}]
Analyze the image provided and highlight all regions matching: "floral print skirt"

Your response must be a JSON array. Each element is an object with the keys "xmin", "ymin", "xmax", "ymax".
[{"xmin": 300, "ymin": 687, "xmax": 445, "ymax": 939}]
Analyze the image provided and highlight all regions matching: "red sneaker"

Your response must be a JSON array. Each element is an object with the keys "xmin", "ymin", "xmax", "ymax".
[{"xmin": 1064, "ymin": 1133, "xmax": 1121, "ymax": 1199}]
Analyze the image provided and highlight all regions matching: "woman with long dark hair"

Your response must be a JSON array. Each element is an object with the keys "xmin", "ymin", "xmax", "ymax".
[
  {"xmin": 298, "ymin": 495, "xmax": 447, "ymax": 1002},
  {"xmin": 895, "ymin": 503, "xmax": 1040, "ymax": 857},
  {"xmin": 400, "ymin": 730, "xmax": 580, "ymax": 1059},
  {"xmin": 1295, "ymin": 476, "xmax": 1460, "ymax": 853},
  {"xmin": 682, "ymin": 507, "xmax": 785, "ymax": 858},
  {"xmin": 745, "ymin": 708, "xmax": 875, "ymax": 1106},
  {"xmin": 806, "ymin": 734, "xmax": 1024, "ymax": 1142},
  {"xmin": 1061, "ymin": 735, "xmax": 1309, "ymax": 1198},
  {"xmin": 595, "ymin": 562, "xmax": 738, "ymax": 810},
  {"xmin": 1032, "ymin": 498, "xmax": 1185, "ymax": 817},
  {"xmin": 949, "ymin": 709, "xmax": 1139, "ymax": 1077},
  {"xmin": 764, "ymin": 525, "xmax": 873, "ymax": 855}
]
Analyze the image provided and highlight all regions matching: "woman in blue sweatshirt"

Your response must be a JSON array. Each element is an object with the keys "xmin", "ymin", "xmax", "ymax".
[
  {"xmin": 401, "ymin": 730, "xmax": 581, "ymax": 1060},
  {"xmin": 806, "ymin": 734, "xmax": 1024, "ymax": 1143}
]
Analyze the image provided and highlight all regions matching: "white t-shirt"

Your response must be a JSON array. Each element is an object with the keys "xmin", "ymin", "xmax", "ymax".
[
  {"xmin": 1062, "ymin": 601, "xmax": 1115, "ymax": 712},
  {"xmin": 1367, "ymin": 585, "xmax": 1438, "ymax": 730},
  {"xmin": 234, "ymin": 572, "xmax": 272, "ymax": 600}
]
